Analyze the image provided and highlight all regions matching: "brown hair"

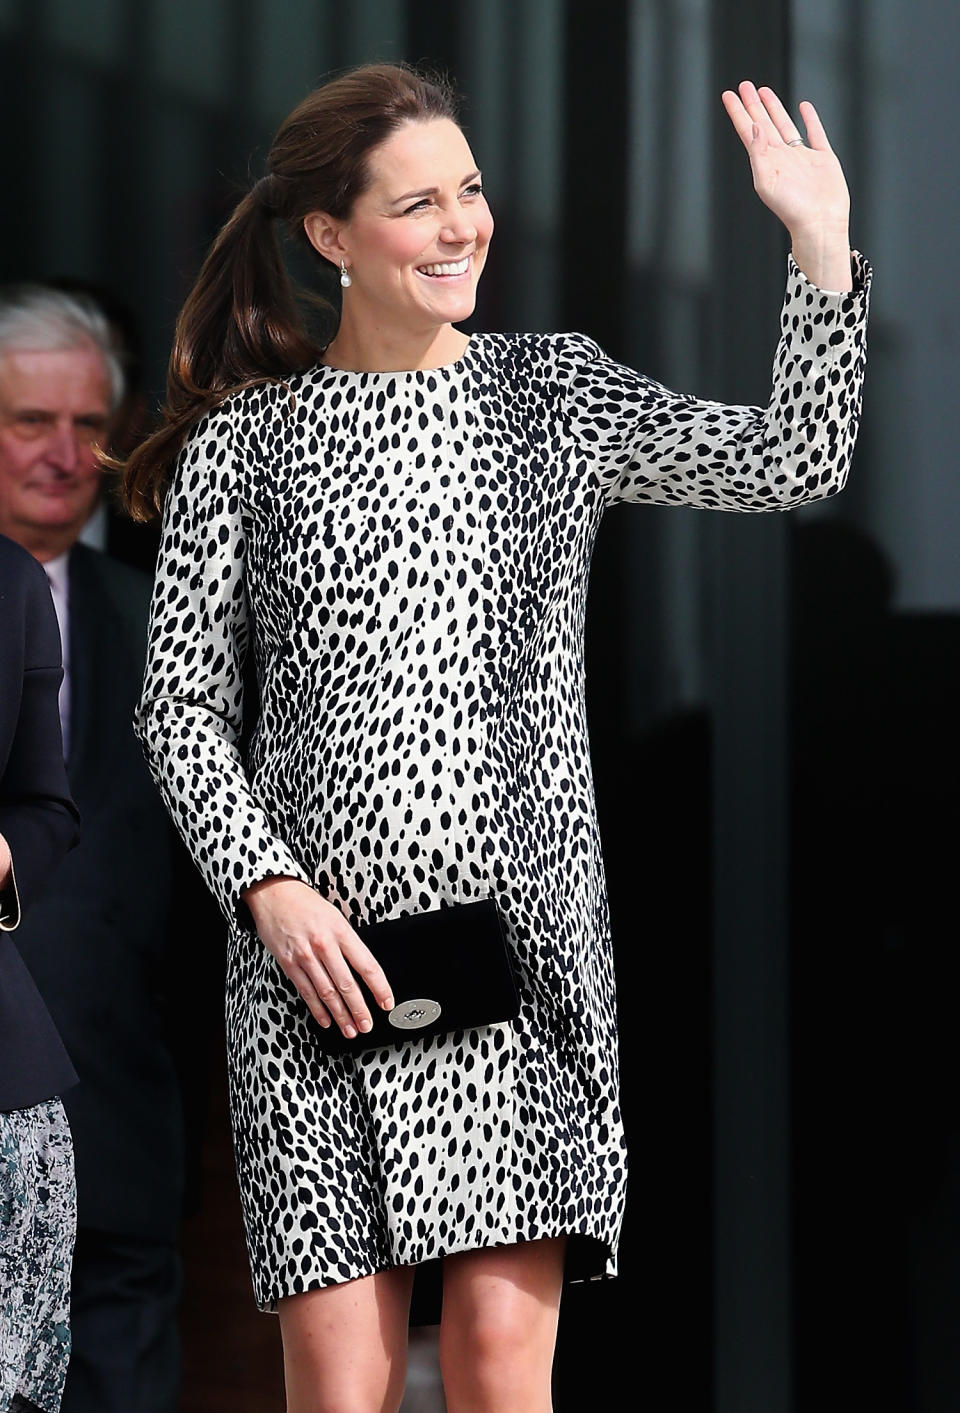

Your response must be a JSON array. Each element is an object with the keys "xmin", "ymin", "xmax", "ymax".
[{"xmin": 119, "ymin": 62, "xmax": 459, "ymax": 522}]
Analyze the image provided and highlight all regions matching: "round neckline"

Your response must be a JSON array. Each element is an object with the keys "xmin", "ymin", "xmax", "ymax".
[{"xmin": 315, "ymin": 333, "xmax": 479, "ymax": 379}]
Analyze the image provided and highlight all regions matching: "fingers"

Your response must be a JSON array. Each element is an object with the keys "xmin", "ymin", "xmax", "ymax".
[
  {"xmin": 721, "ymin": 87, "xmax": 771, "ymax": 161},
  {"xmin": 339, "ymin": 933, "xmax": 395, "ymax": 1014},
  {"xmin": 798, "ymin": 99, "xmax": 832, "ymax": 151},
  {"xmin": 720, "ymin": 88, "xmax": 755, "ymax": 149},
  {"xmin": 735, "ymin": 80, "xmax": 781, "ymax": 145},
  {"xmin": 256, "ymin": 891, "xmax": 397, "ymax": 1042},
  {"xmin": 289, "ymin": 960, "xmax": 335, "ymax": 1031},
  {"xmin": 722, "ymin": 82, "xmax": 830, "ymax": 153},
  {"xmin": 755, "ymin": 85, "xmax": 804, "ymax": 145},
  {"xmin": 720, "ymin": 85, "xmax": 774, "ymax": 156},
  {"xmin": 305, "ymin": 939, "xmax": 390, "ymax": 1039},
  {"xmin": 297, "ymin": 953, "xmax": 367, "ymax": 1038},
  {"xmin": 291, "ymin": 926, "xmax": 395, "ymax": 1040}
]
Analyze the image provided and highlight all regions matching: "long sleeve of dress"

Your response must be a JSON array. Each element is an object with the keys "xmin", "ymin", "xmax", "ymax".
[
  {"xmin": 133, "ymin": 403, "xmax": 313, "ymax": 927},
  {"xmin": 566, "ymin": 251, "xmax": 872, "ymax": 511}
]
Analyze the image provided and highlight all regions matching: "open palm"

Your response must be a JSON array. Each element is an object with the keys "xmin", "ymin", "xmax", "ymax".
[{"xmin": 722, "ymin": 80, "xmax": 850, "ymax": 238}]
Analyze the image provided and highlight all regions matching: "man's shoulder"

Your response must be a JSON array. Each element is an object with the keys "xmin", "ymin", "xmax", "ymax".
[{"xmin": 0, "ymin": 532, "xmax": 47, "ymax": 597}]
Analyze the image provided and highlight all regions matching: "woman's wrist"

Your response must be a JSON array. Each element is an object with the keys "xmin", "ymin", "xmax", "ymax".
[
  {"xmin": 241, "ymin": 873, "xmax": 311, "ymax": 920},
  {"xmin": 789, "ymin": 222, "xmax": 853, "ymax": 292}
]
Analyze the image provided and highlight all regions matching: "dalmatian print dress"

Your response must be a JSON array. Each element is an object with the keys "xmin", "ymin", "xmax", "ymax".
[{"xmin": 135, "ymin": 252, "xmax": 871, "ymax": 1312}]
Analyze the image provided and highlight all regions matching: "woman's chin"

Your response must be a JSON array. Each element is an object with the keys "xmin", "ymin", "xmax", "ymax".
[{"xmin": 422, "ymin": 288, "xmax": 479, "ymax": 323}]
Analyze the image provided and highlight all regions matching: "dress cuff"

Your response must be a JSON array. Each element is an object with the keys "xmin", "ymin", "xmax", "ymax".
[
  {"xmin": 232, "ymin": 858, "xmax": 315, "ymax": 928},
  {"xmin": 786, "ymin": 248, "xmax": 873, "ymax": 301}
]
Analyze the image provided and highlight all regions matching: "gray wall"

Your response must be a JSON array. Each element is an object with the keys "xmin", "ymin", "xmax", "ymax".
[{"xmin": 792, "ymin": 0, "xmax": 960, "ymax": 610}]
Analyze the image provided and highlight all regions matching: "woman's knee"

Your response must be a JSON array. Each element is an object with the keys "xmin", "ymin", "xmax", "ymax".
[
  {"xmin": 438, "ymin": 1240, "xmax": 566, "ymax": 1407},
  {"xmin": 441, "ymin": 1299, "xmax": 528, "ymax": 1370},
  {"xmin": 277, "ymin": 1268, "xmax": 414, "ymax": 1413},
  {"xmin": 438, "ymin": 1294, "xmax": 560, "ymax": 1405}
]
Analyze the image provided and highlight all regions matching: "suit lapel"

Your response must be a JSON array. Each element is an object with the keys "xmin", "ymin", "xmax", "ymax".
[
  {"xmin": 66, "ymin": 545, "xmax": 119, "ymax": 797},
  {"xmin": 66, "ymin": 547, "xmax": 93, "ymax": 783}
]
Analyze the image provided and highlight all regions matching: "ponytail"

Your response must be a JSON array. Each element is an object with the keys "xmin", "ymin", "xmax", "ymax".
[{"xmin": 118, "ymin": 187, "xmax": 329, "ymax": 522}]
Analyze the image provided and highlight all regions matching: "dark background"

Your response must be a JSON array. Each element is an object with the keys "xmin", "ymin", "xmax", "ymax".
[{"xmin": 2, "ymin": 2, "xmax": 958, "ymax": 1410}]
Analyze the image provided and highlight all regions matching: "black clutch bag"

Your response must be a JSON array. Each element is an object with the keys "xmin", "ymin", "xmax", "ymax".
[{"xmin": 315, "ymin": 895, "xmax": 519, "ymax": 1054}]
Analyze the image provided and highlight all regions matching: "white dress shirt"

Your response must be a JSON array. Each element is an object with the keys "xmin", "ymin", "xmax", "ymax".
[
  {"xmin": 43, "ymin": 550, "xmax": 71, "ymax": 761},
  {"xmin": 79, "ymin": 498, "xmax": 108, "ymax": 552}
]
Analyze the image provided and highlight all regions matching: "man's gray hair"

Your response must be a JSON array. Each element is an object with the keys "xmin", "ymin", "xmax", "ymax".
[{"xmin": 0, "ymin": 283, "xmax": 125, "ymax": 412}]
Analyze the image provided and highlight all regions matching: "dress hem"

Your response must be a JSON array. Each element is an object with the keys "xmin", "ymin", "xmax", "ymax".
[{"xmin": 253, "ymin": 1225, "xmax": 619, "ymax": 1316}]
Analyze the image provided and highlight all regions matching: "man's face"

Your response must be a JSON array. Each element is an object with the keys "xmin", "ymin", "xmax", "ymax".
[{"xmin": 0, "ymin": 344, "xmax": 111, "ymax": 548}]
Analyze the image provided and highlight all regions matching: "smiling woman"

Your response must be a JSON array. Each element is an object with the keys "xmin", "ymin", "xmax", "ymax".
[
  {"xmin": 302, "ymin": 116, "xmax": 492, "ymax": 373},
  {"xmin": 119, "ymin": 59, "xmax": 871, "ymax": 1413}
]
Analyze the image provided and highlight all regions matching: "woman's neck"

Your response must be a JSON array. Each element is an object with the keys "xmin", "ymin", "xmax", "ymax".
[{"xmin": 321, "ymin": 316, "xmax": 470, "ymax": 374}]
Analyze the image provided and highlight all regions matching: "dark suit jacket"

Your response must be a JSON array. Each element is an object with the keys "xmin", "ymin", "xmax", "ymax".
[
  {"xmin": 0, "ymin": 533, "xmax": 81, "ymax": 1111},
  {"xmin": 104, "ymin": 492, "xmax": 160, "ymax": 575},
  {"xmin": 14, "ymin": 543, "xmax": 218, "ymax": 1239}
]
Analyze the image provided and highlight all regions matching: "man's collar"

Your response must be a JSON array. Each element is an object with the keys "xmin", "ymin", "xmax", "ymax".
[{"xmin": 43, "ymin": 547, "xmax": 70, "ymax": 594}]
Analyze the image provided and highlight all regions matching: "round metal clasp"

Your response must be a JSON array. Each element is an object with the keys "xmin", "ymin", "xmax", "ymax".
[{"xmin": 388, "ymin": 998, "xmax": 442, "ymax": 1031}]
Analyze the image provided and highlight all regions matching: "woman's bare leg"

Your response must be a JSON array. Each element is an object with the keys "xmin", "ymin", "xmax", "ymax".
[
  {"xmin": 277, "ymin": 1265, "xmax": 417, "ymax": 1413},
  {"xmin": 438, "ymin": 1237, "xmax": 567, "ymax": 1413}
]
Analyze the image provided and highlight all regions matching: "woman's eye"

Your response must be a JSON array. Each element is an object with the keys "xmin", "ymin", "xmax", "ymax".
[
  {"xmin": 464, "ymin": 184, "xmax": 484, "ymax": 198},
  {"xmin": 404, "ymin": 185, "xmax": 483, "ymax": 214}
]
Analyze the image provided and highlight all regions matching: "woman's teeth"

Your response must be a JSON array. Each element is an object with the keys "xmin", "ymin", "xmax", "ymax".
[{"xmin": 417, "ymin": 257, "xmax": 470, "ymax": 277}]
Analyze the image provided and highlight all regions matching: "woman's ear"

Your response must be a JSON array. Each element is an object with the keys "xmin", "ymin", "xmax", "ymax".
[{"xmin": 303, "ymin": 212, "xmax": 346, "ymax": 269}]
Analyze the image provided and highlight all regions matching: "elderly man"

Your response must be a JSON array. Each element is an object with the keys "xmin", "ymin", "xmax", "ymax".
[{"xmin": 0, "ymin": 283, "xmax": 210, "ymax": 1413}]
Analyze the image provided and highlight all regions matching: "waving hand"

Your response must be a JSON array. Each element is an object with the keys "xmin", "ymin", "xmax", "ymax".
[{"xmin": 722, "ymin": 80, "xmax": 853, "ymax": 291}]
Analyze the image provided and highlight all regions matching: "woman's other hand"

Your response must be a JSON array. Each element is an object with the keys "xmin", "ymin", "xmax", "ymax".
[
  {"xmin": 721, "ymin": 80, "xmax": 852, "ymax": 291},
  {"xmin": 241, "ymin": 877, "xmax": 395, "ymax": 1039},
  {"xmin": 0, "ymin": 832, "xmax": 11, "ymax": 888}
]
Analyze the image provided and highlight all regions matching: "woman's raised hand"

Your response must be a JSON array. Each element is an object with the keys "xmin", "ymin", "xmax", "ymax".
[
  {"xmin": 242, "ymin": 877, "xmax": 395, "ymax": 1039},
  {"xmin": 721, "ymin": 80, "xmax": 852, "ymax": 290}
]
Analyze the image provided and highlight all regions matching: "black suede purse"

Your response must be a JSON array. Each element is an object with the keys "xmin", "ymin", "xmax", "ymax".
[{"xmin": 316, "ymin": 895, "xmax": 519, "ymax": 1054}]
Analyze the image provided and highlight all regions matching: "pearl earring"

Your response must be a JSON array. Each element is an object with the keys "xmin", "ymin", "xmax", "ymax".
[{"xmin": 340, "ymin": 260, "xmax": 352, "ymax": 289}]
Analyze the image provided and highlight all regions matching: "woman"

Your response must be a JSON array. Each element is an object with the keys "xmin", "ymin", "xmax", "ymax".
[
  {"xmin": 123, "ymin": 63, "xmax": 871, "ymax": 1412},
  {"xmin": 0, "ymin": 532, "xmax": 81, "ymax": 1413}
]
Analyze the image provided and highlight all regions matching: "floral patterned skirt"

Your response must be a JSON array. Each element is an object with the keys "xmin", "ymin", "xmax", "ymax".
[{"xmin": 0, "ymin": 1099, "xmax": 76, "ymax": 1413}]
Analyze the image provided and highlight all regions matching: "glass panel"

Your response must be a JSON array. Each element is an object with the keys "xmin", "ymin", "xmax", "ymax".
[
  {"xmin": 512, "ymin": 0, "xmax": 563, "ymax": 327},
  {"xmin": 150, "ymin": 0, "xmax": 229, "ymax": 107},
  {"xmin": 35, "ymin": 68, "xmax": 100, "ymax": 275},
  {"xmin": 789, "ymin": 2, "xmax": 960, "ymax": 1406},
  {"xmin": 623, "ymin": 0, "xmax": 713, "ymax": 729},
  {"xmin": 344, "ymin": 0, "xmax": 406, "ymax": 66},
  {"xmin": 462, "ymin": 0, "xmax": 563, "ymax": 331},
  {"xmin": 47, "ymin": 0, "xmax": 124, "ymax": 65},
  {"xmin": 249, "ymin": 0, "xmax": 328, "ymax": 124}
]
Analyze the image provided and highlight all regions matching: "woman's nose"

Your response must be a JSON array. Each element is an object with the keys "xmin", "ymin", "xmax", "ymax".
[{"xmin": 440, "ymin": 214, "xmax": 477, "ymax": 246}]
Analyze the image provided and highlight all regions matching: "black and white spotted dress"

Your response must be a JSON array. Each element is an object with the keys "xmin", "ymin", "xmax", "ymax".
[{"xmin": 135, "ymin": 252, "xmax": 872, "ymax": 1312}]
